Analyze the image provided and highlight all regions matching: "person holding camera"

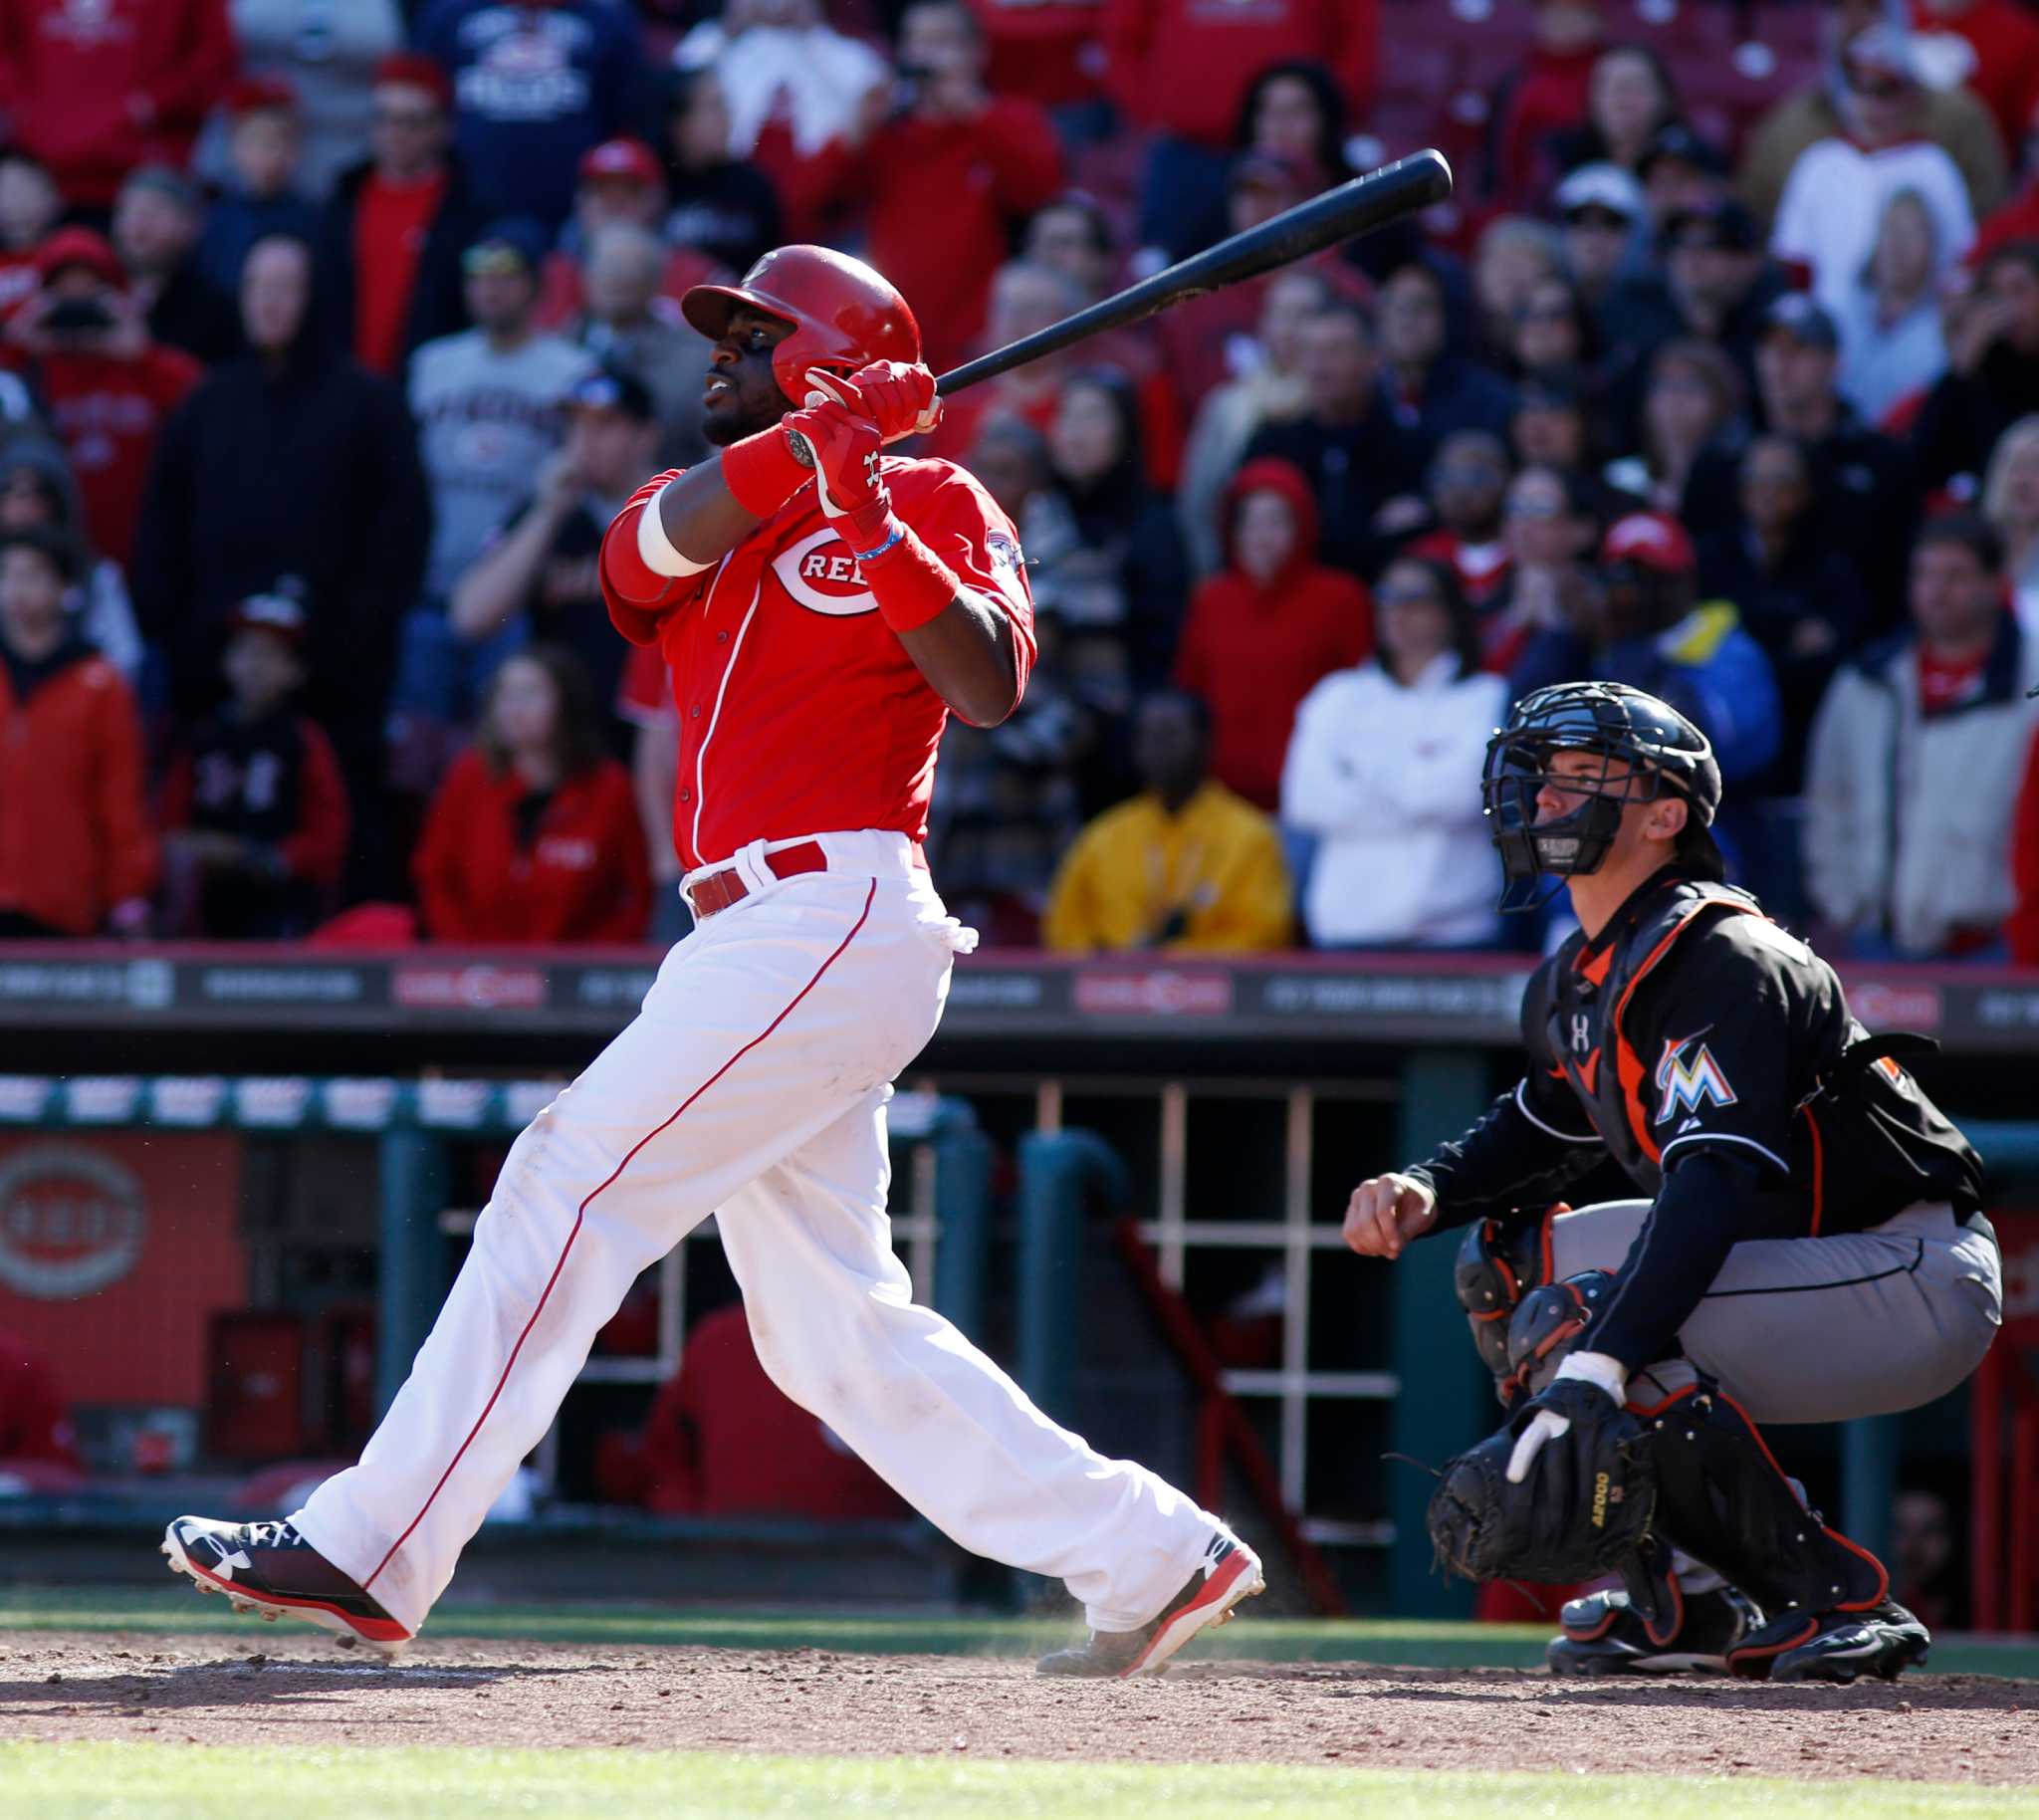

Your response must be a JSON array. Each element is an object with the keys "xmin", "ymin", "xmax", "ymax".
[{"xmin": 2, "ymin": 229, "xmax": 201, "ymax": 569}]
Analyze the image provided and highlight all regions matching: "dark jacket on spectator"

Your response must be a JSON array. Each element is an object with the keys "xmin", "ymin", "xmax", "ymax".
[
  {"xmin": 413, "ymin": 0, "xmax": 642, "ymax": 228},
  {"xmin": 1698, "ymin": 524, "xmax": 1869, "ymax": 793},
  {"xmin": 1911, "ymin": 341, "xmax": 2039, "ymax": 500},
  {"xmin": 664, "ymin": 157, "xmax": 782, "ymax": 276},
  {"xmin": 146, "ymin": 259, "xmax": 242, "ymax": 367},
  {"xmin": 1382, "ymin": 355, "xmax": 1517, "ymax": 461},
  {"xmin": 317, "ymin": 153, "xmax": 490, "ymax": 376},
  {"xmin": 1243, "ymin": 408, "xmax": 1428, "ymax": 580},
  {"xmin": 132, "ymin": 323, "xmax": 430, "ymax": 750},
  {"xmin": 195, "ymin": 188, "xmax": 323, "ymax": 300}
]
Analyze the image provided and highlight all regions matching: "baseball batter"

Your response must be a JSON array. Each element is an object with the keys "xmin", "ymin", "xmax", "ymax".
[
  {"xmin": 163, "ymin": 246, "xmax": 1263, "ymax": 1677},
  {"xmin": 1346, "ymin": 682, "xmax": 2000, "ymax": 1682}
]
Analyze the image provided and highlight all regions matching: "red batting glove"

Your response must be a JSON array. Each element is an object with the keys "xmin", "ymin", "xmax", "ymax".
[
  {"xmin": 783, "ymin": 397, "xmax": 895, "ymax": 551},
  {"xmin": 803, "ymin": 362, "xmax": 942, "ymax": 444}
]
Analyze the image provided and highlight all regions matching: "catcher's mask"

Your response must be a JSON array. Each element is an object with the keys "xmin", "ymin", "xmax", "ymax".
[{"xmin": 1481, "ymin": 680, "xmax": 1723, "ymax": 913}]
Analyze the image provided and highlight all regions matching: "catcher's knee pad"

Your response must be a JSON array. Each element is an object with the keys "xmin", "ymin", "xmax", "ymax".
[
  {"xmin": 1454, "ymin": 1212, "xmax": 1559, "ymax": 1387},
  {"xmin": 1637, "ymin": 1384, "xmax": 1889, "ymax": 1621},
  {"xmin": 1500, "ymin": 1268, "xmax": 1612, "ymax": 1406}
]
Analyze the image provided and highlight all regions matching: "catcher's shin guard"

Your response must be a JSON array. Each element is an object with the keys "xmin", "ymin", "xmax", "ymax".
[
  {"xmin": 1455, "ymin": 1211, "xmax": 1560, "ymax": 1391},
  {"xmin": 1635, "ymin": 1386, "xmax": 1888, "ymax": 1644}
]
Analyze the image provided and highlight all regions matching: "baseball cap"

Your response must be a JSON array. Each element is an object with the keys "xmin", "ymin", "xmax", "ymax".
[
  {"xmin": 1762, "ymin": 292, "xmax": 1840, "ymax": 350},
  {"xmin": 34, "ymin": 226, "xmax": 125, "ymax": 291},
  {"xmin": 578, "ymin": 137, "xmax": 664, "ymax": 189},
  {"xmin": 464, "ymin": 217, "xmax": 549, "ymax": 276},
  {"xmin": 1555, "ymin": 162, "xmax": 1644, "ymax": 224},
  {"xmin": 120, "ymin": 163, "xmax": 201, "ymax": 213},
  {"xmin": 1602, "ymin": 511, "xmax": 1698, "ymax": 575},
  {"xmin": 1638, "ymin": 120, "xmax": 1729, "ymax": 181},
  {"xmin": 227, "ymin": 589, "xmax": 308, "ymax": 645},
  {"xmin": 374, "ymin": 51, "xmax": 454, "ymax": 111},
  {"xmin": 1660, "ymin": 197, "xmax": 1758, "ymax": 254},
  {"xmin": 225, "ymin": 74, "xmax": 298, "ymax": 118},
  {"xmin": 565, "ymin": 366, "xmax": 656, "ymax": 422}
]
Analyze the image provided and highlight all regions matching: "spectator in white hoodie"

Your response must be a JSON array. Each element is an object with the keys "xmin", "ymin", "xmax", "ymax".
[{"xmin": 1279, "ymin": 555, "xmax": 1508, "ymax": 949}]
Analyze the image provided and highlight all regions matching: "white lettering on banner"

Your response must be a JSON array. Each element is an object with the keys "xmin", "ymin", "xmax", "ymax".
[{"xmin": 0, "ymin": 1145, "xmax": 145, "ymax": 1298}]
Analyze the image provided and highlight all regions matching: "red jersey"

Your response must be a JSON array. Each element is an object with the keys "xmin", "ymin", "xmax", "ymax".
[{"xmin": 599, "ymin": 457, "xmax": 1036, "ymax": 873}]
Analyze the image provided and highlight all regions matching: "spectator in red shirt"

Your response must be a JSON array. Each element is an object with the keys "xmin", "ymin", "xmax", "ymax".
[
  {"xmin": 1409, "ymin": 430, "xmax": 1515, "ymax": 611},
  {"xmin": 1171, "ymin": 456, "xmax": 1371, "ymax": 812},
  {"xmin": 1913, "ymin": 0, "xmax": 2039, "ymax": 161},
  {"xmin": 823, "ymin": 3, "xmax": 1062, "ymax": 374},
  {"xmin": 1489, "ymin": 0, "xmax": 1607, "ymax": 207},
  {"xmin": 414, "ymin": 645, "xmax": 651, "ymax": 944},
  {"xmin": 315, "ymin": 54, "xmax": 488, "ymax": 378},
  {"xmin": 158, "ymin": 590, "xmax": 351, "ymax": 939},
  {"xmin": 966, "ymin": 0, "xmax": 1106, "ymax": 117},
  {"xmin": 0, "ymin": 0, "xmax": 236, "ymax": 209},
  {"xmin": 1104, "ymin": 0, "xmax": 1377, "ymax": 259},
  {"xmin": 596, "ymin": 1302, "xmax": 907, "ymax": 1519},
  {"xmin": 0, "ymin": 151, "xmax": 60, "ymax": 325},
  {"xmin": 0, "ymin": 527, "xmax": 156, "ymax": 938},
  {"xmin": 1, "ymin": 228, "xmax": 202, "ymax": 569}
]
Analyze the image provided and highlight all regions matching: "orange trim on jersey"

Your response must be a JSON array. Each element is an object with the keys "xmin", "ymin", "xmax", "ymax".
[
  {"xmin": 1609, "ymin": 900, "xmax": 1763, "ymax": 1168},
  {"xmin": 1574, "ymin": 944, "xmax": 1613, "ymax": 988}
]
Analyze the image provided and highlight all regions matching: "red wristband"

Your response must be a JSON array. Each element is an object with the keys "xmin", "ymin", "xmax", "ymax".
[
  {"xmin": 719, "ymin": 426, "xmax": 809, "ymax": 518},
  {"xmin": 859, "ymin": 522, "xmax": 960, "ymax": 633}
]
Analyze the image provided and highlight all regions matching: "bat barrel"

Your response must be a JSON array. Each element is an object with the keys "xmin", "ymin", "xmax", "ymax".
[{"xmin": 935, "ymin": 148, "xmax": 1453, "ymax": 394}]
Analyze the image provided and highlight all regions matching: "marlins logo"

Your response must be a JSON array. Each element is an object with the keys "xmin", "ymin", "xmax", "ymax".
[{"xmin": 1655, "ymin": 1031, "xmax": 1735, "ymax": 1124}]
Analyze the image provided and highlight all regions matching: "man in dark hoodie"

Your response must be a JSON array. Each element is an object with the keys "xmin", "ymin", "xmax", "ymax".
[
  {"xmin": 316, "ymin": 55, "xmax": 490, "ymax": 380},
  {"xmin": 1170, "ymin": 456, "xmax": 1371, "ymax": 813},
  {"xmin": 133, "ymin": 233, "xmax": 430, "ymax": 879}
]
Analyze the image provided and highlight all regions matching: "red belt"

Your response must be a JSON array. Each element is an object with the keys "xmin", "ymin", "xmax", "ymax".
[{"xmin": 687, "ymin": 840, "xmax": 828, "ymax": 919}]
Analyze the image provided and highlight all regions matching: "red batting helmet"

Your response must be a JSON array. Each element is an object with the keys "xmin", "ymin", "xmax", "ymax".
[{"xmin": 681, "ymin": 245, "xmax": 921, "ymax": 401}]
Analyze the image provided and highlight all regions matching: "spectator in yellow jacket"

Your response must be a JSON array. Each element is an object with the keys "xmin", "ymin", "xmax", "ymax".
[{"xmin": 1043, "ymin": 690, "xmax": 1292, "ymax": 953}]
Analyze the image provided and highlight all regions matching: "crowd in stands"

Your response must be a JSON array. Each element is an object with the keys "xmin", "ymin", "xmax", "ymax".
[{"xmin": 4, "ymin": 0, "xmax": 2039, "ymax": 963}]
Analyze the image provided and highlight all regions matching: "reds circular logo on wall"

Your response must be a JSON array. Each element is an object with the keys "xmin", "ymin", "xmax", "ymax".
[
  {"xmin": 0, "ymin": 1145, "xmax": 146, "ymax": 1299},
  {"xmin": 771, "ymin": 527, "xmax": 877, "ymax": 617}
]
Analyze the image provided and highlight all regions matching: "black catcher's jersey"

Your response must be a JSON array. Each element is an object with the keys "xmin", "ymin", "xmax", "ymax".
[{"xmin": 1414, "ymin": 870, "xmax": 1984, "ymax": 1240}]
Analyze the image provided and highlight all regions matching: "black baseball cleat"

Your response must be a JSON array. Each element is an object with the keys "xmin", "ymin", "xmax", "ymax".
[
  {"xmin": 1035, "ymin": 1531, "xmax": 1265, "ymax": 1679},
  {"xmin": 1726, "ymin": 1599, "xmax": 1930, "ymax": 1685},
  {"xmin": 1547, "ymin": 1582, "xmax": 1762, "ymax": 1676},
  {"xmin": 162, "ymin": 1515, "xmax": 413, "ymax": 1659}
]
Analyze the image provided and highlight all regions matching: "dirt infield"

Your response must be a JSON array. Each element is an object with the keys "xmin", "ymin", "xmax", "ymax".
[{"xmin": 2, "ymin": 1631, "xmax": 2037, "ymax": 1783}]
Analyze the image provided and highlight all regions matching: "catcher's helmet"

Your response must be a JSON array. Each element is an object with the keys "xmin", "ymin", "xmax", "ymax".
[
  {"xmin": 1481, "ymin": 680, "xmax": 1722, "ymax": 909},
  {"xmin": 681, "ymin": 245, "xmax": 921, "ymax": 402}
]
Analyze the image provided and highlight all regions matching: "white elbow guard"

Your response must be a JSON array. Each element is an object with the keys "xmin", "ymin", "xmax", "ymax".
[{"xmin": 636, "ymin": 480, "xmax": 712, "ymax": 578}]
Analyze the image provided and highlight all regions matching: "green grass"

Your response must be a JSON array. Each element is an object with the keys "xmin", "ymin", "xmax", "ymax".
[
  {"xmin": 5, "ymin": 1585, "xmax": 2039, "ymax": 1679},
  {"xmin": 7, "ymin": 1744, "xmax": 2037, "ymax": 1820}
]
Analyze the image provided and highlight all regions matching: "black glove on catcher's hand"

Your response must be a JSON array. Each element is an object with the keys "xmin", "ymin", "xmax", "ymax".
[{"xmin": 1425, "ymin": 1379, "xmax": 1656, "ymax": 1584}]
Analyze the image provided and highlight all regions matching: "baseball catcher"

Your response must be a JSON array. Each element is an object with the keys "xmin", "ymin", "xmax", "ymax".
[{"xmin": 1347, "ymin": 681, "xmax": 1999, "ymax": 1682}]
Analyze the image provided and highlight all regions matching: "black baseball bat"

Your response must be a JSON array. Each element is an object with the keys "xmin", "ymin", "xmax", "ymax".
[{"xmin": 934, "ymin": 148, "xmax": 1453, "ymax": 394}]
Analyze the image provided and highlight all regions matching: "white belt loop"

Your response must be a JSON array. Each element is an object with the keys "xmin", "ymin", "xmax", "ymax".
[{"xmin": 730, "ymin": 837, "xmax": 779, "ymax": 900}]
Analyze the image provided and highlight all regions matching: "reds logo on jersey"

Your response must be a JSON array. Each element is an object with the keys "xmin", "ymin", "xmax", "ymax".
[
  {"xmin": 1655, "ymin": 1032, "xmax": 1736, "ymax": 1124},
  {"xmin": 771, "ymin": 527, "xmax": 876, "ymax": 617}
]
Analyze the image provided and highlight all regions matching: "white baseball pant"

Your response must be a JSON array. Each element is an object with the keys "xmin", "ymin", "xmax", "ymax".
[{"xmin": 296, "ymin": 830, "xmax": 1220, "ymax": 1636}]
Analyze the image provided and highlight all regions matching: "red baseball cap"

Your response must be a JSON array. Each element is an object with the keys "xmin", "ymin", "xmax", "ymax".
[
  {"xmin": 35, "ymin": 226, "xmax": 125, "ymax": 291},
  {"xmin": 226, "ymin": 74, "xmax": 298, "ymax": 117},
  {"xmin": 1601, "ymin": 511, "xmax": 1697, "ymax": 575},
  {"xmin": 374, "ymin": 52, "xmax": 454, "ymax": 111},
  {"xmin": 578, "ymin": 137, "xmax": 664, "ymax": 189}
]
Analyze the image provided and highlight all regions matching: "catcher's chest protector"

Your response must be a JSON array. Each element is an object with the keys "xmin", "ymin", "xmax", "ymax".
[{"xmin": 1537, "ymin": 878, "xmax": 1759, "ymax": 1199}]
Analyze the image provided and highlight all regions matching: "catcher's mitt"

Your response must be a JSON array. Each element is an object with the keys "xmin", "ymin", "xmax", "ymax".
[{"xmin": 1425, "ymin": 1380, "xmax": 1656, "ymax": 1583}]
